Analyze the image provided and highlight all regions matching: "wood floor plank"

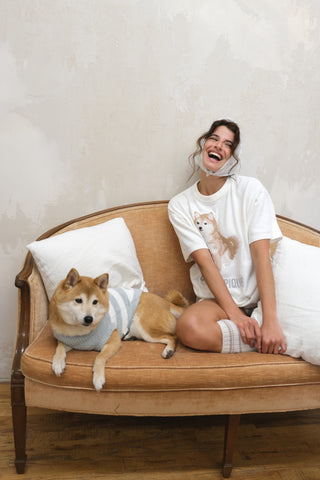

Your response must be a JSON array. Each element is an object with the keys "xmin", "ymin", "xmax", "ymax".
[{"xmin": 1, "ymin": 383, "xmax": 320, "ymax": 479}]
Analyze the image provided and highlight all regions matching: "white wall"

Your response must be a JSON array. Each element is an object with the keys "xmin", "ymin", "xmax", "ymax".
[{"xmin": 1, "ymin": 0, "xmax": 319, "ymax": 380}]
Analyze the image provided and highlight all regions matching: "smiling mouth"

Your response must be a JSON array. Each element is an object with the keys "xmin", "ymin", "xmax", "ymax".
[{"xmin": 208, "ymin": 152, "xmax": 222, "ymax": 161}]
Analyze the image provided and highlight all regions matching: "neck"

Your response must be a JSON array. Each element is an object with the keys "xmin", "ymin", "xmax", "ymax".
[{"xmin": 197, "ymin": 172, "xmax": 228, "ymax": 195}]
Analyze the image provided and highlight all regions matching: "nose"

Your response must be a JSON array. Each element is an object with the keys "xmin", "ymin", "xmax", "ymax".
[{"xmin": 84, "ymin": 315, "xmax": 93, "ymax": 325}]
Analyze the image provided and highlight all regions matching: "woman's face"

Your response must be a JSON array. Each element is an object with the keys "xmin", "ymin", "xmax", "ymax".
[{"xmin": 202, "ymin": 125, "xmax": 235, "ymax": 174}]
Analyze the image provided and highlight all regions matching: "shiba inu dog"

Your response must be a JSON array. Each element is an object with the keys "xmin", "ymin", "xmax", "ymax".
[
  {"xmin": 49, "ymin": 268, "xmax": 189, "ymax": 391},
  {"xmin": 194, "ymin": 211, "xmax": 239, "ymax": 271}
]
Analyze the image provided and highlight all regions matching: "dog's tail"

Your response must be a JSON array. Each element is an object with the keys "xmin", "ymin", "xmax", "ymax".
[
  {"xmin": 165, "ymin": 290, "xmax": 190, "ymax": 318},
  {"xmin": 165, "ymin": 290, "xmax": 190, "ymax": 308}
]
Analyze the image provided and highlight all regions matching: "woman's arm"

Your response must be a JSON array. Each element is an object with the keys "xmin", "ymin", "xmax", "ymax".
[
  {"xmin": 249, "ymin": 239, "xmax": 286, "ymax": 354},
  {"xmin": 192, "ymin": 249, "xmax": 261, "ymax": 348}
]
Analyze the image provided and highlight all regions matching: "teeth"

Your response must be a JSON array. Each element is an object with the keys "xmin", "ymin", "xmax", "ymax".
[{"xmin": 208, "ymin": 152, "xmax": 221, "ymax": 161}]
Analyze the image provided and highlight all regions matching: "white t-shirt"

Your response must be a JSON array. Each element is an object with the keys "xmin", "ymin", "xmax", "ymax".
[{"xmin": 168, "ymin": 176, "xmax": 282, "ymax": 307}]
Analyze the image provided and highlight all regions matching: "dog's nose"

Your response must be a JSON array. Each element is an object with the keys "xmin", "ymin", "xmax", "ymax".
[{"xmin": 84, "ymin": 315, "xmax": 93, "ymax": 325}]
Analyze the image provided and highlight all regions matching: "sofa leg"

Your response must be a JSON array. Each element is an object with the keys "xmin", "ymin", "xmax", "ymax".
[
  {"xmin": 222, "ymin": 414, "xmax": 240, "ymax": 478},
  {"xmin": 11, "ymin": 376, "xmax": 27, "ymax": 474}
]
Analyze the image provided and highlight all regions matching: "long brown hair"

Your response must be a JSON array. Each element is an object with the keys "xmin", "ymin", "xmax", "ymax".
[{"xmin": 189, "ymin": 119, "xmax": 241, "ymax": 177}]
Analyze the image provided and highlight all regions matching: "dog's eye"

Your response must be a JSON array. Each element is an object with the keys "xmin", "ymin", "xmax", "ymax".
[
  {"xmin": 75, "ymin": 298, "xmax": 83, "ymax": 304},
  {"xmin": 92, "ymin": 299, "xmax": 98, "ymax": 305}
]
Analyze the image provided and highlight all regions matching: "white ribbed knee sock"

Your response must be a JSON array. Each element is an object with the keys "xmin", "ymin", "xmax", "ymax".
[{"xmin": 217, "ymin": 319, "xmax": 255, "ymax": 353}]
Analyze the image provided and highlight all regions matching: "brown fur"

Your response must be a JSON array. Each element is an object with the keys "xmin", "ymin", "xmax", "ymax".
[
  {"xmin": 194, "ymin": 211, "xmax": 239, "ymax": 270},
  {"xmin": 49, "ymin": 268, "xmax": 189, "ymax": 391}
]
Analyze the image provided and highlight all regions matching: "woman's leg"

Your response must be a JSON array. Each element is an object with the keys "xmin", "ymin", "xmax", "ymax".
[
  {"xmin": 176, "ymin": 300, "xmax": 226, "ymax": 352},
  {"xmin": 176, "ymin": 300, "xmax": 256, "ymax": 353}
]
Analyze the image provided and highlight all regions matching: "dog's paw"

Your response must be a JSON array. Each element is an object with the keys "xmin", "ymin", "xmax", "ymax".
[
  {"xmin": 52, "ymin": 358, "xmax": 66, "ymax": 376},
  {"xmin": 93, "ymin": 371, "xmax": 105, "ymax": 392},
  {"xmin": 162, "ymin": 346, "xmax": 174, "ymax": 359}
]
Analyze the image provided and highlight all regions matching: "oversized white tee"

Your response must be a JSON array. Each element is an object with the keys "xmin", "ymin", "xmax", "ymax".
[{"xmin": 168, "ymin": 176, "xmax": 282, "ymax": 307}]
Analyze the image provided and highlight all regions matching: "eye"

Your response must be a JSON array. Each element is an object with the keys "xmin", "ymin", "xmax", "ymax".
[
  {"xmin": 75, "ymin": 298, "xmax": 82, "ymax": 304},
  {"xmin": 92, "ymin": 299, "xmax": 98, "ymax": 305}
]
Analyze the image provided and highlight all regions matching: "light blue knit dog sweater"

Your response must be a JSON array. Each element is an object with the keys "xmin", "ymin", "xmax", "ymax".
[{"xmin": 53, "ymin": 287, "xmax": 143, "ymax": 351}]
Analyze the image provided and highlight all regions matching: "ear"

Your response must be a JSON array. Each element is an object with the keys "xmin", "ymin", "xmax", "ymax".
[
  {"xmin": 63, "ymin": 268, "xmax": 80, "ymax": 289},
  {"xmin": 94, "ymin": 273, "xmax": 109, "ymax": 291},
  {"xmin": 194, "ymin": 211, "xmax": 199, "ymax": 219}
]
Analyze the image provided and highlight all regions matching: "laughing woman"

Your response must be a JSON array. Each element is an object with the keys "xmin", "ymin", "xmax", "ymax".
[{"xmin": 168, "ymin": 119, "xmax": 286, "ymax": 355}]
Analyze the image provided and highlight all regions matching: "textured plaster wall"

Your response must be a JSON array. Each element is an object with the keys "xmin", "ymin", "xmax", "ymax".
[{"xmin": 0, "ymin": 0, "xmax": 319, "ymax": 380}]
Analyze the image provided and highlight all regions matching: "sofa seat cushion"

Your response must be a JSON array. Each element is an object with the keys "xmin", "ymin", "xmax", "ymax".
[{"xmin": 22, "ymin": 323, "xmax": 320, "ymax": 392}]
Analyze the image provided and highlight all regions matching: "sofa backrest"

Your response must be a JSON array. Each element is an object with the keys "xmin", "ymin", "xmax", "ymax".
[
  {"xmin": 276, "ymin": 215, "xmax": 319, "ymax": 247},
  {"xmin": 46, "ymin": 201, "xmax": 195, "ymax": 301},
  {"xmin": 26, "ymin": 201, "xmax": 319, "ymax": 340}
]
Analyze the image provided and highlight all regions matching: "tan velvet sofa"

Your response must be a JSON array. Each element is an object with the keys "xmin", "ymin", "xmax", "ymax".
[{"xmin": 11, "ymin": 201, "xmax": 320, "ymax": 477}]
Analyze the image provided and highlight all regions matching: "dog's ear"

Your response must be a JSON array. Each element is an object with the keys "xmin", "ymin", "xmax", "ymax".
[
  {"xmin": 194, "ymin": 211, "xmax": 200, "ymax": 220},
  {"xmin": 94, "ymin": 273, "xmax": 109, "ymax": 291},
  {"xmin": 63, "ymin": 268, "xmax": 80, "ymax": 289}
]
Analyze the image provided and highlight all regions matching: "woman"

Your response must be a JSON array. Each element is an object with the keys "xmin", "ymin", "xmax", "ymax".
[{"xmin": 168, "ymin": 119, "xmax": 286, "ymax": 355}]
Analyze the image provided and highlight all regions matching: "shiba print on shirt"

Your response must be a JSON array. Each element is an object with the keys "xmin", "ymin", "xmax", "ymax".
[{"xmin": 194, "ymin": 211, "xmax": 239, "ymax": 271}]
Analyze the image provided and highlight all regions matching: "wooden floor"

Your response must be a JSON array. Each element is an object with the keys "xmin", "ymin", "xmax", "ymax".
[{"xmin": 1, "ymin": 383, "xmax": 320, "ymax": 480}]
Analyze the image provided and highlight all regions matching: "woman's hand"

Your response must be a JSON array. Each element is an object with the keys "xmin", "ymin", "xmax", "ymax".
[
  {"xmin": 260, "ymin": 318, "xmax": 286, "ymax": 354},
  {"xmin": 229, "ymin": 309, "xmax": 261, "ymax": 349}
]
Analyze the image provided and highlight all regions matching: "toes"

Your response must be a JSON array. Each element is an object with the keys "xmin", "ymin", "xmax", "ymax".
[{"xmin": 162, "ymin": 347, "xmax": 174, "ymax": 359}]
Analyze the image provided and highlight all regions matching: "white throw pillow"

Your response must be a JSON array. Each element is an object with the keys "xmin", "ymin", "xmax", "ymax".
[
  {"xmin": 27, "ymin": 217, "xmax": 146, "ymax": 300},
  {"xmin": 251, "ymin": 236, "xmax": 320, "ymax": 365}
]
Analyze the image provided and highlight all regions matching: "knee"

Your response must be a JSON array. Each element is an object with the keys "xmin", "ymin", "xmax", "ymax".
[
  {"xmin": 176, "ymin": 311, "xmax": 221, "ymax": 352},
  {"xmin": 175, "ymin": 312, "xmax": 199, "ymax": 347}
]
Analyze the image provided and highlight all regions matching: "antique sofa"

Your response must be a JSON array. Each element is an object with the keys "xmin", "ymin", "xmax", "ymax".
[{"xmin": 11, "ymin": 201, "xmax": 320, "ymax": 476}]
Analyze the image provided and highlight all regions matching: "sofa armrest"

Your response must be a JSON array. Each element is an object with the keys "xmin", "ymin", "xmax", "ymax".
[{"xmin": 13, "ymin": 252, "xmax": 49, "ymax": 381}]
